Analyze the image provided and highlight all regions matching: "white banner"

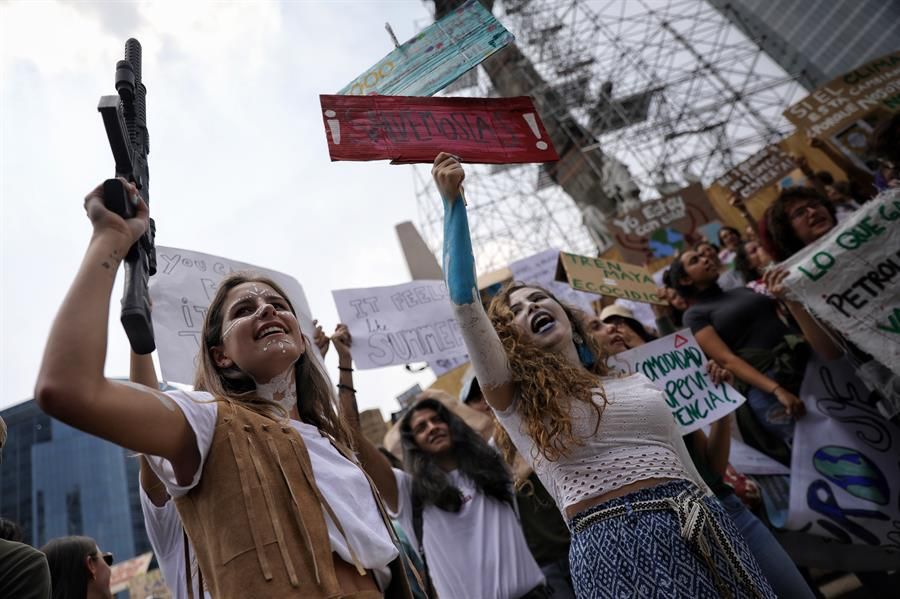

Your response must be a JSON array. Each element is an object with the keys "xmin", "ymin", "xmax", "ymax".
[
  {"xmin": 782, "ymin": 188, "xmax": 900, "ymax": 374},
  {"xmin": 609, "ymin": 329, "xmax": 746, "ymax": 434},
  {"xmin": 729, "ymin": 437, "xmax": 790, "ymax": 476},
  {"xmin": 332, "ymin": 280, "xmax": 468, "ymax": 370},
  {"xmin": 150, "ymin": 246, "xmax": 317, "ymax": 385},
  {"xmin": 508, "ymin": 248, "xmax": 597, "ymax": 313},
  {"xmin": 785, "ymin": 355, "xmax": 900, "ymax": 549}
]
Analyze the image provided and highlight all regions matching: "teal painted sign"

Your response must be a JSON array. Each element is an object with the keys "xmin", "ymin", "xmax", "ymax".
[{"xmin": 338, "ymin": 0, "xmax": 514, "ymax": 97}]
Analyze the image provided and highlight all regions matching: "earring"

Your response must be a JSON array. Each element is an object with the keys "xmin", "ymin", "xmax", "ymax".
[{"xmin": 573, "ymin": 332, "xmax": 584, "ymax": 345}]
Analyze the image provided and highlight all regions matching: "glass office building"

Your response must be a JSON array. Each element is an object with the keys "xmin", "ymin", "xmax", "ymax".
[{"xmin": 0, "ymin": 399, "xmax": 150, "ymax": 561}]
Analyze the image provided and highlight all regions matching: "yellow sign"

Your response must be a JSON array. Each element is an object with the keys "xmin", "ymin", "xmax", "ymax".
[{"xmin": 555, "ymin": 252, "xmax": 663, "ymax": 304}]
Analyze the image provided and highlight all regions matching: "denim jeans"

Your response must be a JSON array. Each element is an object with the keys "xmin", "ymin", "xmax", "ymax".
[{"xmin": 720, "ymin": 493, "xmax": 815, "ymax": 599}]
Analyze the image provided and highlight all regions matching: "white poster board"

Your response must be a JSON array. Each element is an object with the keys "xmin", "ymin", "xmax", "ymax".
[
  {"xmin": 509, "ymin": 248, "xmax": 597, "ymax": 313},
  {"xmin": 332, "ymin": 280, "xmax": 468, "ymax": 370},
  {"xmin": 149, "ymin": 246, "xmax": 317, "ymax": 385},
  {"xmin": 609, "ymin": 329, "xmax": 746, "ymax": 434},
  {"xmin": 785, "ymin": 355, "xmax": 900, "ymax": 549},
  {"xmin": 782, "ymin": 188, "xmax": 900, "ymax": 374}
]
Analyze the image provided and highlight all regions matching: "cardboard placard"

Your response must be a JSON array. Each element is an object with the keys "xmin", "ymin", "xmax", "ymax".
[
  {"xmin": 606, "ymin": 183, "xmax": 719, "ymax": 265},
  {"xmin": 331, "ymin": 280, "xmax": 469, "ymax": 369},
  {"xmin": 608, "ymin": 329, "xmax": 746, "ymax": 434},
  {"xmin": 149, "ymin": 246, "xmax": 317, "ymax": 385},
  {"xmin": 782, "ymin": 189, "xmax": 900, "ymax": 373},
  {"xmin": 338, "ymin": 0, "xmax": 513, "ymax": 97},
  {"xmin": 713, "ymin": 144, "xmax": 797, "ymax": 201},
  {"xmin": 320, "ymin": 95, "xmax": 559, "ymax": 164},
  {"xmin": 555, "ymin": 251, "xmax": 664, "ymax": 304},
  {"xmin": 508, "ymin": 248, "xmax": 597, "ymax": 313},
  {"xmin": 784, "ymin": 51, "xmax": 900, "ymax": 140}
]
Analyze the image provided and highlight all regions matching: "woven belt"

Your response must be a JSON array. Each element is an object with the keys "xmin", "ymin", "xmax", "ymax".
[{"xmin": 572, "ymin": 486, "xmax": 766, "ymax": 599}]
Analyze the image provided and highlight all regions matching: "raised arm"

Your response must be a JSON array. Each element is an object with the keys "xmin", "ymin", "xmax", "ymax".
[
  {"xmin": 432, "ymin": 152, "xmax": 515, "ymax": 411},
  {"xmin": 329, "ymin": 324, "xmax": 400, "ymax": 512},
  {"xmin": 129, "ymin": 350, "xmax": 170, "ymax": 507},
  {"xmin": 34, "ymin": 180, "xmax": 199, "ymax": 484}
]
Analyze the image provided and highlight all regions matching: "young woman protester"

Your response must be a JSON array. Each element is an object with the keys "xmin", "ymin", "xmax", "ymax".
[
  {"xmin": 35, "ymin": 180, "xmax": 412, "ymax": 599},
  {"xmin": 588, "ymin": 319, "xmax": 816, "ymax": 599},
  {"xmin": 432, "ymin": 152, "xmax": 775, "ymax": 599},
  {"xmin": 327, "ymin": 324, "xmax": 548, "ymax": 599},
  {"xmin": 41, "ymin": 536, "xmax": 113, "ymax": 599}
]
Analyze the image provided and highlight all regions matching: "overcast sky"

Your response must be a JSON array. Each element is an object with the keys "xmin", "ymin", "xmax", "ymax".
[{"xmin": 0, "ymin": 1, "xmax": 446, "ymax": 415}]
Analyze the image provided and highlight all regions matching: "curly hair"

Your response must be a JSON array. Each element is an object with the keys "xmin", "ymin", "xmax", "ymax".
[
  {"xmin": 194, "ymin": 272, "xmax": 353, "ymax": 449},
  {"xmin": 487, "ymin": 283, "xmax": 608, "ymax": 463},
  {"xmin": 399, "ymin": 397, "xmax": 513, "ymax": 511},
  {"xmin": 764, "ymin": 187, "xmax": 836, "ymax": 261}
]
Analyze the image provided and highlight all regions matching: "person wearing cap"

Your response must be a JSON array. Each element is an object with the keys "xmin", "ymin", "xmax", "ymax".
[
  {"xmin": 0, "ymin": 417, "xmax": 52, "ymax": 599},
  {"xmin": 598, "ymin": 304, "xmax": 657, "ymax": 348}
]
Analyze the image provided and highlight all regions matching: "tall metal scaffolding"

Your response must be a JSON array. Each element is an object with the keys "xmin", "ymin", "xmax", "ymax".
[{"xmin": 413, "ymin": 0, "xmax": 808, "ymax": 271}]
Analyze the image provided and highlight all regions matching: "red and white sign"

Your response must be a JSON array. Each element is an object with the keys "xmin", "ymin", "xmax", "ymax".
[
  {"xmin": 319, "ymin": 95, "xmax": 559, "ymax": 164},
  {"xmin": 109, "ymin": 551, "xmax": 153, "ymax": 594}
]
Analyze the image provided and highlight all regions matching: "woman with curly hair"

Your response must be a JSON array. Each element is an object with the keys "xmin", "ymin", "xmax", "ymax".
[
  {"xmin": 35, "ymin": 179, "xmax": 412, "ymax": 598},
  {"xmin": 432, "ymin": 152, "xmax": 775, "ymax": 599}
]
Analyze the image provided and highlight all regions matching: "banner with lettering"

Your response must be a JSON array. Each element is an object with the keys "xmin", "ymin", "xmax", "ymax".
[
  {"xmin": 319, "ymin": 95, "xmax": 558, "ymax": 164},
  {"xmin": 782, "ymin": 188, "xmax": 900, "ymax": 374},
  {"xmin": 508, "ymin": 248, "xmax": 596, "ymax": 313},
  {"xmin": 785, "ymin": 355, "xmax": 900, "ymax": 550},
  {"xmin": 555, "ymin": 251, "xmax": 664, "ymax": 304},
  {"xmin": 149, "ymin": 247, "xmax": 318, "ymax": 385},
  {"xmin": 608, "ymin": 329, "xmax": 746, "ymax": 434},
  {"xmin": 713, "ymin": 144, "xmax": 797, "ymax": 201},
  {"xmin": 338, "ymin": 0, "xmax": 513, "ymax": 97},
  {"xmin": 606, "ymin": 183, "xmax": 719, "ymax": 265},
  {"xmin": 332, "ymin": 280, "xmax": 468, "ymax": 369}
]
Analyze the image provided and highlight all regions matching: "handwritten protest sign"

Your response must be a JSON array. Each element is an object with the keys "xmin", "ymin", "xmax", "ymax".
[
  {"xmin": 508, "ymin": 248, "xmax": 596, "ymax": 313},
  {"xmin": 606, "ymin": 183, "xmax": 719, "ymax": 264},
  {"xmin": 784, "ymin": 51, "xmax": 900, "ymax": 140},
  {"xmin": 713, "ymin": 144, "xmax": 796, "ymax": 201},
  {"xmin": 320, "ymin": 95, "xmax": 558, "ymax": 164},
  {"xmin": 555, "ymin": 251, "xmax": 664, "ymax": 304},
  {"xmin": 149, "ymin": 246, "xmax": 317, "ymax": 385},
  {"xmin": 786, "ymin": 355, "xmax": 900, "ymax": 551},
  {"xmin": 338, "ymin": 0, "xmax": 513, "ymax": 97},
  {"xmin": 332, "ymin": 280, "xmax": 468, "ymax": 370},
  {"xmin": 782, "ymin": 189, "xmax": 900, "ymax": 374},
  {"xmin": 608, "ymin": 329, "xmax": 746, "ymax": 433}
]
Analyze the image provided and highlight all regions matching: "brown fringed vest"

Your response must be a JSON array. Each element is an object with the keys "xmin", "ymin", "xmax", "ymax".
[{"xmin": 174, "ymin": 400, "xmax": 413, "ymax": 598}]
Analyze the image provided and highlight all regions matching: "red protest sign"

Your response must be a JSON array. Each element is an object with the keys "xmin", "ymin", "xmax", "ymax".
[{"xmin": 319, "ymin": 95, "xmax": 559, "ymax": 164}]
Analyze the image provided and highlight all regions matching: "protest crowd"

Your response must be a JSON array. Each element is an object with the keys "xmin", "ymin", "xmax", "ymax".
[{"xmin": 2, "ymin": 6, "xmax": 899, "ymax": 599}]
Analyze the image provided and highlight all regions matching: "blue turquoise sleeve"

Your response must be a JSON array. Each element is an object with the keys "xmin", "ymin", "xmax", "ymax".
[{"xmin": 442, "ymin": 193, "xmax": 479, "ymax": 306}]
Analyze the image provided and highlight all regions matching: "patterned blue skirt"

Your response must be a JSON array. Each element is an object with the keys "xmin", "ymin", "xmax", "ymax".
[{"xmin": 568, "ymin": 480, "xmax": 775, "ymax": 599}]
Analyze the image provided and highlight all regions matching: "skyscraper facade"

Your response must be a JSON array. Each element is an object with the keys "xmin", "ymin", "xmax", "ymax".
[
  {"xmin": 709, "ymin": 0, "xmax": 900, "ymax": 90},
  {"xmin": 0, "ymin": 399, "xmax": 151, "ymax": 561}
]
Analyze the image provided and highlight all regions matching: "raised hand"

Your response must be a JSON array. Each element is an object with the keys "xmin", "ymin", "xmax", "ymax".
[
  {"xmin": 313, "ymin": 319, "xmax": 330, "ymax": 358},
  {"xmin": 762, "ymin": 267, "xmax": 790, "ymax": 300},
  {"xmin": 332, "ymin": 323, "xmax": 353, "ymax": 365},
  {"xmin": 432, "ymin": 152, "xmax": 466, "ymax": 201},
  {"xmin": 83, "ymin": 177, "xmax": 148, "ymax": 246}
]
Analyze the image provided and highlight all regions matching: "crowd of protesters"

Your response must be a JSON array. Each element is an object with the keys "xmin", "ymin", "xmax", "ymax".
[{"xmin": 2, "ymin": 107, "xmax": 897, "ymax": 598}]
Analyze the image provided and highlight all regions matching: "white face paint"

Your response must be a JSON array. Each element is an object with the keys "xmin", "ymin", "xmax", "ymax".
[{"xmin": 254, "ymin": 367, "xmax": 297, "ymax": 414}]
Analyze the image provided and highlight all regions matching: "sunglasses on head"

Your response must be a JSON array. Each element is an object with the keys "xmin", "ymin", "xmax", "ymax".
[{"xmin": 92, "ymin": 551, "xmax": 113, "ymax": 566}]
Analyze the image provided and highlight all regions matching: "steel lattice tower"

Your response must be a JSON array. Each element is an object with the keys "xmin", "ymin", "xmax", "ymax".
[{"xmin": 412, "ymin": 0, "xmax": 807, "ymax": 272}]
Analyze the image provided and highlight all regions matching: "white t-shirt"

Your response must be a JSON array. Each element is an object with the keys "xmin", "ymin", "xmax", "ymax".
[
  {"xmin": 390, "ymin": 469, "xmax": 544, "ymax": 599},
  {"xmin": 138, "ymin": 486, "xmax": 209, "ymax": 599},
  {"xmin": 145, "ymin": 390, "xmax": 399, "ymax": 587}
]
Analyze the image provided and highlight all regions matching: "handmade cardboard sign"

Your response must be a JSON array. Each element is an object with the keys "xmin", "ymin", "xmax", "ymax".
[
  {"xmin": 338, "ymin": 0, "xmax": 513, "ymax": 97},
  {"xmin": 606, "ymin": 183, "xmax": 719, "ymax": 264},
  {"xmin": 784, "ymin": 51, "xmax": 900, "ymax": 140},
  {"xmin": 555, "ymin": 251, "xmax": 664, "ymax": 304},
  {"xmin": 782, "ymin": 188, "xmax": 900, "ymax": 373},
  {"xmin": 319, "ymin": 95, "xmax": 559, "ymax": 164},
  {"xmin": 332, "ymin": 280, "xmax": 469, "ymax": 369},
  {"xmin": 608, "ymin": 329, "xmax": 746, "ymax": 434},
  {"xmin": 508, "ymin": 248, "xmax": 597, "ymax": 313},
  {"xmin": 714, "ymin": 144, "xmax": 797, "ymax": 201},
  {"xmin": 149, "ymin": 246, "xmax": 317, "ymax": 385},
  {"xmin": 786, "ymin": 355, "xmax": 900, "ymax": 549}
]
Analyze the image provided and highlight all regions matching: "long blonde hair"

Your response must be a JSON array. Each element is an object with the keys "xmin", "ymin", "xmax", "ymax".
[
  {"xmin": 488, "ymin": 283, "xmax": 608, "ymax": 462},
  {"xmin": 194, "ymin": 272, "xmax": 352, "ymax": 448}
]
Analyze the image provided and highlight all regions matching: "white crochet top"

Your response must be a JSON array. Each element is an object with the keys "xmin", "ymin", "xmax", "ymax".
[{"xmin": 494, "ymin": 372, "xmax": 708, "ymax": 513}]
